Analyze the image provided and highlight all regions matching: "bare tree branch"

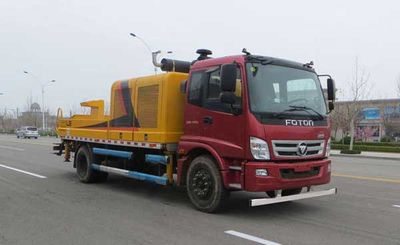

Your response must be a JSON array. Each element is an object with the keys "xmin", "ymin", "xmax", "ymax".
[
  {"xmin": 347, "ymin": 57, "xmax": 371, "ymax": 150},
  {"xmin": 397, "ymin": 74, "xmax": 400, "ymax": 97}
]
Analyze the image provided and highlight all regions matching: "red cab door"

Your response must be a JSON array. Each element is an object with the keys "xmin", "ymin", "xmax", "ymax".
[{"xmin": 184, "ymin": 66, "xmax": 245, "ymax": 160}]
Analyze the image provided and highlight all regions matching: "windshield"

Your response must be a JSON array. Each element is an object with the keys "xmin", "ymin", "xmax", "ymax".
[{"xmin": 246, "ymin": 63, "xmax": 327, "ymax": 120}]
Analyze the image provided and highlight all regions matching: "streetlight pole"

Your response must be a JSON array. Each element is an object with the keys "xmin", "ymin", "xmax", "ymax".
[
  {"xmin": 23, "ymin": 71, "xmax": 55, "ymax": 131},
  {"xmin": 41, "ymin": 80, "xmax": 55, "ymax": 131},
  {"xmin": 129, "ymin": 33, "xmax": 173, "ymax": 75},
  {"xmin": 130, "ymin": 33, "xmax": 158, "ymax": 75}
]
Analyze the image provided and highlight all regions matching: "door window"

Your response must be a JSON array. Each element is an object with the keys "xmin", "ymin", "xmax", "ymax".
[
  {"xmin": 187, "ymin": 66, "xmax": 242, "ymax": 114},
  {"xmin": 188, "ymin": 72, "xmax": 205, "ymax": 106}
]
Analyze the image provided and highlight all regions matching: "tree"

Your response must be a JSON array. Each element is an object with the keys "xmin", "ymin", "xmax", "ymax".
[
  {"xmin": 330, "ymin": 103, "xmax": 350, "ymax": 140},
  {"xmin": 397, "ymin": 74, "xmax": 400, "ymax": 97},
  {"xmin": 345, "ymin": 57, "xmax": 371, "ymax": 150}
]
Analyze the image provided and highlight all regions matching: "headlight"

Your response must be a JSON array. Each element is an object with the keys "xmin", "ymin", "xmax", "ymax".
[
  {"xmin": 325, "ymin": 138, "xmax": 331, "ymax": 157},
  {"xmin": 250, "ymin": 137, "xmax": 270, "ymax": 160}
]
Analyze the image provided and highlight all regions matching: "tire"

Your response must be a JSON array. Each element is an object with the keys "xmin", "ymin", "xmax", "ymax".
[
  {"xmin": 282, "ymin": 188, "xmax": 302, "ymax": 196},
  {"xmin": 75, "ymin": 146, "xmax": 108, "ymax": 183},
  {"xmin": 266, "ymin": 190, "xmax": 277, "ymax": 198},
  {"xmin": 186, "ymin": 155, "xmax": 229, "ymax": 213}
]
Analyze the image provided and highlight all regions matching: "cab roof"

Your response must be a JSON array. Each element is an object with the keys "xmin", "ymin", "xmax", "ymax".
[{"xmin": 191, "ymin": 54, "xmax": 315, "ymax": 73}]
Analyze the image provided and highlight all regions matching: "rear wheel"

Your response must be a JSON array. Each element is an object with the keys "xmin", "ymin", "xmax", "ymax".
[
  {"xmin": 75, "ymin": 146, "xmax": 108, "ymax": 183},
  {"xmin": 186, "ymin": 155, "xmax": 229, "ymax": 213}
]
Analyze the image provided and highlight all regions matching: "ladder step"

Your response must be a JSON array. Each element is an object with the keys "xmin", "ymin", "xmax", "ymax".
[
  {"xmin": 91, "ymin": 164, "xmax": 167, "ymax": 185},
  {"xmin": 92, "ymin": 148, "xmax": 132, "ymax": 159}
]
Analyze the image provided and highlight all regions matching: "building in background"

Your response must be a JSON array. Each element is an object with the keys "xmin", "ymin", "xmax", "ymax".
[
  {"xmin": 1, "ymin": 102, "xmax": 57, "ymax": 133},
  {"xmin": 331, "ymin": 98, "xmax": 400, "ymax": 142}
]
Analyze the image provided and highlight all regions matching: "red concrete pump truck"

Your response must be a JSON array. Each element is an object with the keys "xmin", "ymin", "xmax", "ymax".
[{"xmin": 55, "ymin": 49, "xmax": 337, "ymax": 213}]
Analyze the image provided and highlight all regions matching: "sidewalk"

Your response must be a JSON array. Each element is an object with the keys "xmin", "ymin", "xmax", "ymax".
[{"xmin": 331, "ymin": 150, "xmax": 400, "ymax": 160}]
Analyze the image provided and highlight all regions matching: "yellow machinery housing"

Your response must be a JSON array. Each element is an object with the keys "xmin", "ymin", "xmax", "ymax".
[{"xmin": 56, "ymin": 72, "xmax": 188, "ymax": 145}]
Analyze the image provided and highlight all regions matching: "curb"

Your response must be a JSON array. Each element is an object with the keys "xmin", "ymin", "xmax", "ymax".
[{"xmin": 331, "ymin": 153, "xmax": 400, "ymax": 161}]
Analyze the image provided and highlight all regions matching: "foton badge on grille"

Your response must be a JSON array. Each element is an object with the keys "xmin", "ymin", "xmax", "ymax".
[{"xmin": 285, "ymin": 119, "xmax": 314, "ymax": 126}]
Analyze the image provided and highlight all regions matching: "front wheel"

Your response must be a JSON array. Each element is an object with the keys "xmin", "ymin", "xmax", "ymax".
[
  {"xmin": 266, "ymin": 190, "xmax": 277, "ymax": 198},
  {"xmin": 282, "ymin": 188, "xmax": 302, "ymax": 196},
  {"xmin": 186, "ymin": 155, "xmax": 229, "ymax": 213}
]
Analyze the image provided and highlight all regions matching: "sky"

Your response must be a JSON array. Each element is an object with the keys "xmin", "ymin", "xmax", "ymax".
[{"xmin": 1, "ymin": 0, "xmax": 400, "ymax": 115}]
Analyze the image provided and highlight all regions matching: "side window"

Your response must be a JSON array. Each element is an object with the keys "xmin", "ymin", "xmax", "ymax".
[
  {"xmin": 234, "ymin": 67, "xmax": 242, "ymax": 106},
  {"xmin": 188, "ymin": 72, "xmax": 205, "ymax": 106},
  {"xmin": 207, "ymin": 69, "xmax": 221, "ymax": 99},
  {"xmin": 188, "ymin": 66, "xmax": 243, "ymax": 114},
  {"xmin": 203, "ymin": 66, "xmax": 242, "ymax": 114}
]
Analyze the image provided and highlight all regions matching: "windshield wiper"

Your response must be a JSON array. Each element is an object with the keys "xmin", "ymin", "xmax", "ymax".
[
  {"xmin": 288, "ymin": 105, "xmax": 324, "ymax": 120},
  {"xmin": 272, "ymin": 106, "xmax": 324, "ymax": 120}
]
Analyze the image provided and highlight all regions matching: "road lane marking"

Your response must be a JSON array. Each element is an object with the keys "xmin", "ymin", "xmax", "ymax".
[
  {"xmin": 393, "ymin": 205, "xmax": 400, "ymax": 208},
  {"xmin": 0, "ymin": 139, "xmax": 54, "ymax": 147},
  {"xmin": 332, "ymin": 173, "xmax": 400, "ymax": 184},
  {"xmin": 224, "ymin": 230, "xmax": 281, "ymax": 245},
  {"xmin": 0, "ymin": 145, "xmax": 24, "ymax": 151},
  {"xmin": 0, "ymin": 164, "xmax": 47, "ymax": 179}
]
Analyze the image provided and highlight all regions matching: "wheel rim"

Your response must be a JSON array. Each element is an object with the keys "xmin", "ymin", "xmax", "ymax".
[
  {"xmin": 191, "ymin": 167, "xmax": 214, "ymax": 200},
  {"xmin": 77, "ymin": 153, "xmax": 88, "ymax": 178}
]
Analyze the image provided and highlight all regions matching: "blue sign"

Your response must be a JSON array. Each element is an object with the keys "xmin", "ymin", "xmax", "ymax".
[{"xmin": 362, "ymin": 108, "xmax": 380, "ymax": 120}]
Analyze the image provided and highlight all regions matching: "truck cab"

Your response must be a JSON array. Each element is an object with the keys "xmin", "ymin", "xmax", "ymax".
[{"xmin": 177, "ymin": 53, "xmax": 335, "ymax": 211}]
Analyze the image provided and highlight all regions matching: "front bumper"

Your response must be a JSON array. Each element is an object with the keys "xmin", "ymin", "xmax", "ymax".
[
  {"xmin": 24, "ymin": 133, "xmax": 39, "ymax": 137},
  {"xmin": 243, "ymin": 158, "xmax": 331, "ymax": 192}
]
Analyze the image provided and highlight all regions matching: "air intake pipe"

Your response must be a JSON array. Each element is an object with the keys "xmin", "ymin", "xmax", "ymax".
[
  {"xmin": 151, "ymin": 49, "xmax": 212, "ymax": 74},
  {"xmin": 160, "ymin": 58, "xmax": 191, "ymax": 73},
  {"xmin": 151, "ymin": 51, "xmax": 191, "ymax": 73}
]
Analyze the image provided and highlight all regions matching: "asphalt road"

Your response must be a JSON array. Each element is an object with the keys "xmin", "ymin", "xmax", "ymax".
[{"xmin": 0, "ymin": 134, "xmax": 399, "ymax": 245}]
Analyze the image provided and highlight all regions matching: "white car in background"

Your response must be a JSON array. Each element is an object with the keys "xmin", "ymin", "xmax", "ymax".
[{"xmin": 17, "ymin": 126, "xmax": 39, "ymax": 139}]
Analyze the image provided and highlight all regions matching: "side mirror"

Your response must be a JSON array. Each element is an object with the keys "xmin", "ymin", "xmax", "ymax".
[
  {"xmin": 220, "ymin": 63, "xmax": 237, "ymax": 92},
  {"xmin": 220, "ymin": 91, "xmax": 236, "ymax": 104},
  {"xmin": 327, "ymin": 78, "xmax": 335, "ymax": 101},
  {"xmin": 328, "ymin": 101, "xmax": 334, "ymax": 111}
]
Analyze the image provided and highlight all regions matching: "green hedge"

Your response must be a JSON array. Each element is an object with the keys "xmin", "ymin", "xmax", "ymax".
[
  {"xmin": 332, "ymin": 144, "xmax": 400, "ymax": 153},
  {"xmin": 333, "ymin": 141, "xmax": 400, "ymax": 147}
]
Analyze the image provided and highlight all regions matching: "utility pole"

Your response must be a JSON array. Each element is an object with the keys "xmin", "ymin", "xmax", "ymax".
[{"xmin": 23, "ymin": 71, "xmax": 55, "ymax": 131}]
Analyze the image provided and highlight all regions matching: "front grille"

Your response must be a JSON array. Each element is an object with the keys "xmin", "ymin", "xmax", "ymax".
[
  {"xmin": 272, "ymin": 140, "xmax": 325, "ymax": 158},
  {"xmin": 280, "ymin": 167, "xmax": 320, "ymax": 179}
]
